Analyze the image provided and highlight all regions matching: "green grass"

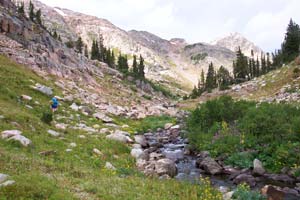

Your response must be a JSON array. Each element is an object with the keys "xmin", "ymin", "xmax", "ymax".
[{"xmin": 0, "ymin": 55, "xmax": 221, "ymax": 199}]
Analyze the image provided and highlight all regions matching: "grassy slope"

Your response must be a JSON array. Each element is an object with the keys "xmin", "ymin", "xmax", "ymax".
[
  {"xmin": 0, "ymin": 55, "xmax": 221, "ymax": 200},
  {"xmin": 179, "ymin": 63, "xmax": 300, "ymax": 110}
]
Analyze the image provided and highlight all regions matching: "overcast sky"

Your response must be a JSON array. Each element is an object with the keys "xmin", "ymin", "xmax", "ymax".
[{"xmin": 39, "ymin": 0, "xmax": 300, "ymax": 52}]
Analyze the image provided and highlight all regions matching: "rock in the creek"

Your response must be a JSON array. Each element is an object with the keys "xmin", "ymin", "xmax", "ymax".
[
  {"xmin": 233, "ymin": 174, "xmax": 256, "ymax": 187},
  {"xmin": 132, "ymin": 144, "xmax": 142, "ymax": 149},
  {"xmin": 163, "ymin": 149, "xmax": 184, "ymax": 161},
  {"xmin": 47, "ymin": 130, "xmax": 60, "ymax": 137},
  {"xmin": 264, "ymin": 174, "xmax": 295, "ymax": 185},
  {"xmin": 134, "ymin": 135, "xmax": 148, "ymax": 147},
  {"xmin": 1, "ymin": 130, "xmax": 22, "ymax": 139},
  {"xmin": 253, "ymin": 159, "xmax": 265, "ymax": 175},
  {"xmin": 199, "ymin": 157, "xmax": 223, "ymax": 175},
  {"xmin": 196, "ymin": 151, "xmax": 210, "ymax": 166},
  {"xmin": 7, "ymin": 135, "xmax": 32, "ymax": 147},
  {"xmin": 93, "ymin": 112, "xmax": 113, "ymax": 123},
  {"xmin": 105, "ymin": 162, "xmax": 116, "ymax": 170},
  {"xmin": 261, "ymin": 185, "xmax": 285, "ymax": 200},
  {"xmin": 155, "ymin": 158, "xmax": 177, "ymax": 177}
]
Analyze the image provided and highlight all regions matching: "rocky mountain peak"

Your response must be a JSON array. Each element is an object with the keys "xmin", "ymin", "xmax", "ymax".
[{"xmin": 211, "ymin": 32, "xmax": 263, "ymax": 58}]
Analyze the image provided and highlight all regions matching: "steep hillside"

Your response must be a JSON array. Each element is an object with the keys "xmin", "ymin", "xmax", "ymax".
[{"xmin": 16, "ymin": 0, "xmax": 263, "ymax": 91}]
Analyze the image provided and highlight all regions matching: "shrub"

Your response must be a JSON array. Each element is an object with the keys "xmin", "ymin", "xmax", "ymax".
[
  {"xmin": 232, "ymin": 184, "xmax": 266, "ymax": 200},
  {"xmin": 41, "ymin": 111, "xmax": 53, "ymax": 124}
]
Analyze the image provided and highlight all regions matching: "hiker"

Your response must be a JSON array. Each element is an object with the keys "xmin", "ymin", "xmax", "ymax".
[{"xmin": 50, "ymin": 97, "xmax": 59, "ymax": 113}]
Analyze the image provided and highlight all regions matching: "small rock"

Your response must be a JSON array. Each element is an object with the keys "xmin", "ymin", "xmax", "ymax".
[
  {"xmin": 47, "ymin": 130, "xmax": 60, "ymax": 137},
  {"xmin": 93, "ymin": 148, "xmax": 103, "ymax": 156},
  {"xmin": 223, "ymin": 191, "xmax": 234, "ymax": 200},
  {"xmin": 78, "ymin": 135, "xmax": 86, "ymax": 139},
  {"xmin": 131, "ymin": 148, "xmax": 148, "ymax": 160},
  {"xmin": 134, "ymin": 135, "xmax": 148, "ymax": 147},
  {"xmin": 199, "ymin": 157, "xmax": 223, "ymax": 175},
  {"xmin": 0, "ymin": 180, "xmax": 15, "ymax": 187},
  {"xmin": 93, "ymin": 112, "xmax": 113, "ymax": 123},
  {"xmin": 0, "ymin": 115, "xmax": 4, "ymax": 119},
  {"xmin": 93, "ymin": 124, "xmax": 100, "ymax": 129},
  {"xmin": 105, "ymin": 162, "xmax": 116, "ymax": 170},
  {"xmin": 55, "ymin": 123, "xmax": 67, "ymax": 130},
  {"xmin": 66, "ymin": 149, "xmax": 72, "ymax": 152},
  {"xmin": 0, "ymin": 174, "xmax": 8, "ymax": 184},
  {"xmin": 155, "ymin": 158, "xmax": 177, "ymax": 177},
  {"xmin": 233, "ymin": 174, "xmax": 256, "ymax": 187},
  {"xmin": 100, "ymin": 128, "xmax": 110, "ymax": 134},
  {"xmin": 21, "ymin": 95, "xmax": 32, "ymax": 101},
  {"xmin": 164, "ymin": 123, "xmax": 173, "ymax": 130},
  {"xmin": 70, "ymin": 143, "xmax": 77, "ymax": 148},
  {"xmin": 25, "ymin": 105, "xmax": 33, "ymax": 109}
]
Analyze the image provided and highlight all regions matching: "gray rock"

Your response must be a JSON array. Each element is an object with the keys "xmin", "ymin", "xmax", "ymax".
[
  {"xmin": 163, "ymin": 149, "xmax": 184, "ymax": 161},
  {"xmin": 199, "ymin": 157, "xmax": 223, "ymax": 175},
  {"xmin": 21, "ymin": 95, "xmax": 32, "ymax": 101},
  {"xmin": 1, "ymin": 130, "xmax": 22, "ymax": 139},
  {"xmin": 33, "ymin": 84, "xmax": 53, "ymax": 96},
  {"xmin": 70, "ymin": 103, "xmax": 79, "ymax": 111},
  {"xmin": 164, "ymin": 123, "xmax": 173, "ymax": 130},
  {"xmin": 0, "ymin": 174, "xmax": 8, "ymax": 184},
  {"xmin": 106, "ymin": 132, "xmax": 132, "ymax": 143},
  {"xmin": 253, "ymin": 159, "xmax": 265, "ymax": 175},
  {"xmin": 8, "ymin": 135, "xmax": 32, "ymax": 147},
  {"xmin": 47, "ymin": 130, "xmax": 60, "ymax": 137},
  {"xmin": 131, "ymin": 148, "xmax": 146, "ymax": 160},
  {"xmin": 93, "ymin": 112, "xmax": 113, "ymax": 123},
  {"xmin": 134, "ymin": 135, "xmax": 148, "ymax": 147},
  {"xmin": 0, "ymin": 180, "xmax": 15, "ymax": 187},
  {"xmin": 155, "ymin": 158, "xmax": 177, "ymax": 177},
  {"xmin": 105, "ymin": 162, "xmax": 116, "ymax": 170},
  {"xmin": 233, "ymin": 174, "xmax": 256, "ymax": 187}
]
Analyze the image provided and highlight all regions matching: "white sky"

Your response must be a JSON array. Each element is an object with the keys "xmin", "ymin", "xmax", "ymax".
[{"xmin": 39, "ymin": 0, "xmax": 300, "ymax": 52}]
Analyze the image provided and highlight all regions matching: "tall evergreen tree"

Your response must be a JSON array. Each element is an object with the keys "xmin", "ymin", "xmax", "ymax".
[
  {"xmin": 282, "ymin": 19, "xmax": 300, "ymax": 63},
  {"xmin": 261, "ymin": 54, "xmax": 267, "ymax": 74},
  {"xmin": 205, "ymin": 62, "xmax": 216, "ymax": 93},
  {"xmin": 29, "ymin": 1, "xmax": 35, "ymax": 21},
  {"xmin": 84, "ymin": 45, "xmax": 89, "ymax": 58},
  {"xmin": 255, "ymin": 56, "xmax": 260, "ymax": 77},
  {"xmin": 91, "ymin": 40, "xmax": 98, "ymax": 60},
  {"xmin": 233, "ymin": 47, "xmax": 249, "ymax": 83},
  {"xmin": 17, "ymin": 2, "xmax": 25, "ymax": 16},
  {"xmin": 138, "ymin": 55, "xmax": 145, "ymax": 79},
  {"xmin": 35, "ymin": 9, "xmax": 42, "ymax": 25},
  {"xmin": 217, "ymin": 66, "xmax": 232, "ymax": 90},
  {"xmin": 132, "ymin": 55, "xmax": 138, "ymax": 77},
  {"xmin": 75, "ymin": 37, "xmax": 83, "ymax": 53},
  {"xmin": 266, "ymin": 52, "xmax": 272, "ymax": 72}
]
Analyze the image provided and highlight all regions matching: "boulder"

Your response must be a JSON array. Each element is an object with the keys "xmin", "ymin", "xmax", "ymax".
[
  {"xmin": 0, "ymin": 174, "xmax": 8, "ymax": 184},
  {"xmin": 131, "ymin": 148, "xmax": 148, "ymax": 160},
  {"xmin": 253, "ymin": 159, "xmax": 265, "ymax": 175},
  {"xmin": 47, "ymin": 130, "xmax": 60, "ymax": 137},
  {"xmin": 264, "ymin": 174, "xmax": 295, "ymax": 185},
  {"xmin": 199, "ymin": 157, "xmax": 223, "ymax": 175},
  {"xmin": 0, "ymin": 180, "xmax": 15, "ymax": 188},
  {"xmin": 33, "ymin": 84, "xmax": 53, "ymax": 96},
  {"xmin": 93, "ymin": 112, "xmax": 113, "ymax": 123},
  {"xmin": 106, "ymin": 133, "xmax": 131, "ymax": 143},
  {"xmin": 155, "ymin": 158, "xmax": 177, "ymax": 177},
  {"xmin": 233, "ymin": 174, "xmax": 256, "ymax": 187},
  {"xmin": 70, "ymin": 103, "xmax": 79, "ymax": 111},
  {"xmin": 7, "ymin": 135, "xmax": 32, "ymax": 147},
  {"xmin": 134, "ymin": 135, "xmax": 148, "ymax": 147},
  {"xmin": 261, "ymin": 185, "xmax": 285, "ymax": 200},
  {"xmin": 1, "ymin": 130, "xmax": 22, "ymax": 139}
]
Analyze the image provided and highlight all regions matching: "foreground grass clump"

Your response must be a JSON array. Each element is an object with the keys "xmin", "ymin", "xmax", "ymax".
[
  {"xmin": 187, "ymin": 95, "xmax": 300, "ymax": 172},
  {"xmin": 0, "ymin": 55, "xmax": 222, "ymax": 199},
  {"xmin": 232, "ymin": 184, "xmax": 266, "ymax": 200}
]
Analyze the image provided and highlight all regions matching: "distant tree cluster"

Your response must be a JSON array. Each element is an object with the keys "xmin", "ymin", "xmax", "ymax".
[{"xmin": 91, "ymin": 36, "xmax": 115, "ymax": 68}]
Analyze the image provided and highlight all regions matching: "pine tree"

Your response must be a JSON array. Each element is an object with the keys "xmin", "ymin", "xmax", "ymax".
[
  {"xmin": 111, "ymin": 51, "xmax": 115, "ymax": 68},
  {"xmin": 282, "ymin": 19, "xmax": 300, "ymax": 63},
  {"xmin": 58, "ymin": 35, "xmax": 62, "ymax": 42},
  {"xmin": 75, "ymin": 37, "xmax": 83, "ymax": 53},
  {"xmin": 84, "ymin": 45, "xmax": 89, "ymax": 58},
  {"xmin": 35, "ymin": 9, "xmax": 42, "ymax": 25},
  {"xmin": 17, "ymin": 2, "xmax": 25, "ymax": 16},
  {"xmin": 91, "ymin": 40, "xmax": 98, "ymax": 60},
  {"xmin": 205, "ymin": 62, "xmax": 216, "ymax": 93},
  {"xmin": 233, "ymin": 47, "xmax": 249, "ymax": 83},
  {"xmin": 117, "ymin": 53, "xmax": 129, "ymax": 74},
  {"xmin": 138, "ymin": 55, "xmax": 145, "ymax": 79},
  {"xmin": 266, "ymin": 52, "xmax": 272, "ymax": 72},
  {"xmin": 53, "ymin": 30, "xmax": 58, "ymax": 39},
  {"xmin": 132, "ymin": 55, "xmax": 138, "ymax": 77},
  {"xmin": 261, "ymin": 53, "xmax": 267, "ymax": 74},
  {"xmin": 29, "ymin": 1, "xmax": 35, "ymax": 21},
  {"xmin": 217, "ymin": 66, "xmax": 232, "ymax": 90},
  {"xmin": 256, "ymin": 57, "xmax": 260, "ymax": 77}
]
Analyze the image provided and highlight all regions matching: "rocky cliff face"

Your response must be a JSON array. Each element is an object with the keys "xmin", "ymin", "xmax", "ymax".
[{"xmin": 13, "ymin": 0, "xmax": 263, "ymax": 91}]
